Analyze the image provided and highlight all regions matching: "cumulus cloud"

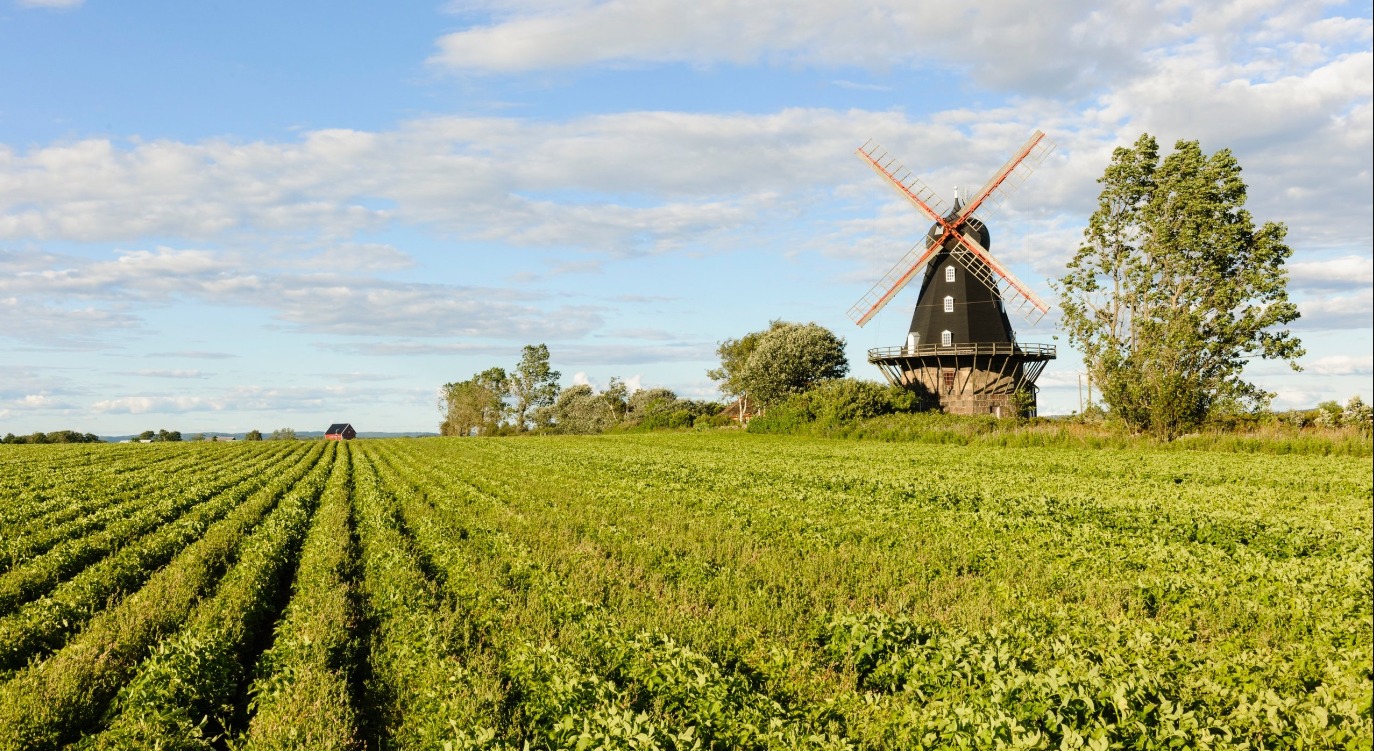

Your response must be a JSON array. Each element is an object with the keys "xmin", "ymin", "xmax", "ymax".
[
  {"xmin": 1306, "ymin": 354, "xmax": 1373, "ymax": 375},
  {"xmin": 1294, "ymin": 288, "xmax": 1374, "ymax": 330},
  {"xmin": 131, "ymin": 369, "xmax": 208, "ymax": 379},
  {"xmin": 431, "ymin": 0, "xmax": 1165, "ymax": 94},
  {"xmin": 1289, "ymin": 255, "xmax": 1374, "ymax": 290},
  {"xmin": 0, "ymin": 247, "xmax": 605, "ymax": 342},
  {"xmin": 91, "ymin": 385, "xmax": 339, "ymax": 415},
  {"xmin": 145, "ymin": 350, "xmax": 239, "ymax": 359}
]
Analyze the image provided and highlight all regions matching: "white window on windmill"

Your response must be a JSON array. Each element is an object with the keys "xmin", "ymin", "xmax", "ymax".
[
  {"xmin": 945, "ymin": 265, "xmax": 955, "ymax": 282},
  {"xmin": 944, "ymin": 295, "xmax": 954, "ymax": 313},
  {"xmin": 941, "ymin": 330, "xmax": 952, "ymax": 346},
  {"xmin": 906, "ymin": 332, "xmax": 919, "ymax": 352}
]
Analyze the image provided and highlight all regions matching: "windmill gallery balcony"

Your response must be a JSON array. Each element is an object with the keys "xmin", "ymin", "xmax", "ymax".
[{"xmin": 867, "ymin": 342, "xmax": 1056, "ymax": 417}]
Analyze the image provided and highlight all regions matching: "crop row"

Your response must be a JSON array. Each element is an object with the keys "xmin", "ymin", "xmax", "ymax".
[{"xmin": 0, "ymin": 441, "xmax": 330, "ymax": 749}]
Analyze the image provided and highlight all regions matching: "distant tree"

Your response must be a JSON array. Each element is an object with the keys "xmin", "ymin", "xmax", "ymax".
[
  {"xmin": 708, "ymin": 327, "xmax": 771, "ymax": 422},
  {"xmin": 735, "ymin": 322, "xmax": 849, "ymax": 408},
  {"xmin": 547, "ymin": 384, "xmax": 616, "ymax": 434},
  {"xmin": 440, "ymin": 368, "xmax": 510, "ymax": 437},
  {"xmin": 602, "ymin": 377, "xmax": 629, "ymax": 424},
  {"xmin": 1344, "ymin": 396, "xmax": 1372, "ymax": 432},
  {"xmin": 244, "ymin": 429, "xmax": 263, "ymax": 441},
  {"xmin": 269, "ymin": 428, "xmax": 297, "ymax": 441},
  {"xmin": 137, "ymin": 430, "xmax": 156, "ymax": 442},
  {"xmin": 626, "ymin": 388, "xmax": 678, "ymax": 420},
  {"xmin": 1, "ymin": 433, "xmax": 14, "ymax": 444},
  {"xmin": 710, "ymin": 321, "xmax": 849, "ymax": 415},
  {"xmin": 508, "ymin": 345, "xmax": 561, "ymax": 432},
  {"xmin": 1056, "ymin": 134, "xmax": 1303, "ymax": 437}
]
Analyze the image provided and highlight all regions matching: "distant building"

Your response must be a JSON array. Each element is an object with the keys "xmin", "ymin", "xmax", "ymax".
[{"xmin": 325, "ymin": 423, "xmax": 357, "ymax": 440}]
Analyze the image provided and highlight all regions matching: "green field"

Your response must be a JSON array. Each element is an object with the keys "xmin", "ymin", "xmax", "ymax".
[{"xmin": 0, "ymin": 434, "xmax": 1369, "ymax": 749}]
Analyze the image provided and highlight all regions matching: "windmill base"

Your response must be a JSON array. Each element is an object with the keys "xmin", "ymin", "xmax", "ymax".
[{"xmin": 868, "ymin": 343, "xmax": 1055, "ymax": 418}]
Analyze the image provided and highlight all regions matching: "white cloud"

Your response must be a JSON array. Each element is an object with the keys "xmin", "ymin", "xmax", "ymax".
[
  {"xmin": 91, "ymin": 386, "xmax": 337, "ymax": 415},
  {"xmin": 1294, "ymin": 288, "xmax": 1374, "ymax": 330},
  {"xmin": 1306, "ymin": 353, "xmax": 1373, "ymax": 375},
  {"xmin": 1289, "ymin": 255, "xmax": 1374, "ymax": 290},
  {"xmin": 431, "ymin": 0, "xmax": 1164, "ymax": 94},
  {"xmin": 145, "ymin": 350, "xmax": 239, "ymax": 359},
  {"xmin": 17, "ymin": 0, "xmax": 83, "ymax": 7},
  {"xmin": 287, "ymin": 244, "xmax": 415, "ymax": 272},
  {"xmin": 133, "ymin": 369, "xmax": 207, "ymax": 379},
  {"xmin": 0, "ymin": 247, "xmax": 605, "ymax": 342}
]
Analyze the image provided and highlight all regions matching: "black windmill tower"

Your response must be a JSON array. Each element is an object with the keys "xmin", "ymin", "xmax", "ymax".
[{"xmin": 849, "ymin": 132, "xmax": 1057, "ymax": 416}]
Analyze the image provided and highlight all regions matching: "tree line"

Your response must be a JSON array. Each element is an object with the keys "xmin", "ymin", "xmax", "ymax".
[
  {"xmin": 439, "ymin": 322, "xmax": 861, "ymax": 437},
  {"xmin": 439, "ymin": 344, "xmax": 729, "ymax": 436}
]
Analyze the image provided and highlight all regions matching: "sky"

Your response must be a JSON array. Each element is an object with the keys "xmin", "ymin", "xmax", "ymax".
[{"xmin": 1, "ymin": 0, "xmax": 1370, "ymax": 436}]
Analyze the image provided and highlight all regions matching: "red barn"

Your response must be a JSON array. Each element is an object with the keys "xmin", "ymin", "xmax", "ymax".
[{"xmin": 324, "ymin": 423, "xmax": 357, "ymax": 440}]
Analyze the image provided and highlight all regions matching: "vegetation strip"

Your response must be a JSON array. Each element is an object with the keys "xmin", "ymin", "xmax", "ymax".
[
  {"xmin": 77, "ymin": 442, "xmax": 334, "ymax": 748},
  {"xmin": 0, "ymin": 441, "xmax": 326, "ymax": 750},
  {"xmin": 241, "ymin": 442, "xmax": 363, "ymax": 750}
]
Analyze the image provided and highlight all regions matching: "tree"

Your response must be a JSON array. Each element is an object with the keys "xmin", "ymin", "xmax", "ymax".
[
  {"xmin": 269, "ymin": 428, "xmax": 297, "ymax": 441},
  {"xmin": 1056, "ymin": 134, "xmax": 1303, "ymax": 437},
  {"xmin": 714, "ymin": 321, "xmax": 848, "ymax": 409},
  {"xmin": 707, "ymin": 328, "xmax": 770, "ymax": 422},
  {"xmin": 244, "ymin": 429, "xmax": 263, "ymax": 441},
  {"xmin": 440, "ymin": 367, "xmax": 509, "ymax": 437},
  {"xmin": 508, "ymin": 345, "xmax": 561, "ymax": 432},
  {"xmin": 546, "ymin": 385, "xmax": 615, "ymax": 434},
  {"xmin": 602, "ymin": 377, "xmax": 629, "ymax": 424}
]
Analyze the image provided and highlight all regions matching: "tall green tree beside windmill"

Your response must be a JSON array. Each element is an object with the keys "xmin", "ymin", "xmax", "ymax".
[{"xmin": 1056, "ymin": 134, "xmax": 1304, "ymax": 437}]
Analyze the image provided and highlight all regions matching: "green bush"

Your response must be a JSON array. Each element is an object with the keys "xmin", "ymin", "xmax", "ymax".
[{"xmin": 748, "ymin": 379, "xmax": 920, "ymax": 434}]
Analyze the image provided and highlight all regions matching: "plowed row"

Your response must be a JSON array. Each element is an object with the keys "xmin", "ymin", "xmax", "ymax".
[{"xmin": 0, "ymin": 435, "xmax": 1368, "ymax": 749}]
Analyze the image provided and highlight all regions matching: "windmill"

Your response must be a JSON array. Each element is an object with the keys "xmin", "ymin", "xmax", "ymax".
[{"xmin": 850, "ymin": 131, "xmax": 1057, "ymax": 417}]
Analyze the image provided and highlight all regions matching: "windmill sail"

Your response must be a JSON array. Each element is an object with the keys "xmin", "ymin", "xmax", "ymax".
[
  {"xmin": 955, "ymin": 130, "xmax": 1056, "ymax": 225},
  {"xmin": 857, "ymin": 141, "xmax": 949, "ymax": 224},
  {"xmin": 945, "ymin": 228, "xmax": 1050, "ymax": 324},
  {"xmin": 847, "ymin": 234, "xmax": 942, "ymax": 326},
  {"xmin": 851, "ymin": 131, "xmax": 1056, "ymax": 327}
]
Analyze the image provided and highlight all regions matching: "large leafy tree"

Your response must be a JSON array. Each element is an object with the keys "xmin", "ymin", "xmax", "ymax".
[
  {"xmin": 710, "ymin": 321, "xmax": 849, "ymax": 412},
  {"xmin": 440, "ymin": 367, "xmax": 508, "ymax": 436},
  {"xmin": 508, "ymin": 344, "xmax": 561, "ymax": 431},
  {"xmin": 707, "ymin": 328, "xmax": 770, "ymax": 421},
  {"xmin": 1056, "ymin": 134, "xmax": 1303, "ymax": 437},
  {"xmin": 545, "ymin": 384, "xmax": 614, "ymax": 434}
]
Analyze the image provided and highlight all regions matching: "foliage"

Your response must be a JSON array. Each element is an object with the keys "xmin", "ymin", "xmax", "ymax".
[
  {"xmin": 441, "ymin": 367, "xmax": 509, "ymax": 436},
  {"xmin": 0, "ymin": 430, "xmax": 101, "ymax": 444},
  {"xmin": 707, "ymin": 327, "xmax": 769, "ymax": 418},
  {"xmin": 710, "ymin": 321, "xmax": 849, "ymax": 412},
  {"xmin": 269, "ymin": 427, "xmax": 297, "ymax": 441},
  {"xmin": 746, "ymin": 378, "xmax": 919, "ymax": 433},
  {"xmin": 1314, "ymin": 396, "xmax": 1373, "ymax": 432},
  {"xmin": 1056, "ymin": 133, "xmax": 1304, "ymax": 438},
  {"xmin": 508, "ymin": 345, "xmax": 561, "ymax": 432},
  {"xmin": 545, "ymin": 384, "xmax": 618, "ymax": 435},
  {"xmin": 244, "ymin": 429, "xmax": 263, "ymax": 441}
]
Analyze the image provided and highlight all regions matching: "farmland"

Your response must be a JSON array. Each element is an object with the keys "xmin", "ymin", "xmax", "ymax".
[{"xmin": 0, "ymin": 435, "xmax": 1368, "ymax": 750}]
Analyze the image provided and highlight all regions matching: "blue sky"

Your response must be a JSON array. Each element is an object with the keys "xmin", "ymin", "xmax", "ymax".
[{"xmin": 1, "ymin": 0, "xmax": 1370, "ymax": 435}]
